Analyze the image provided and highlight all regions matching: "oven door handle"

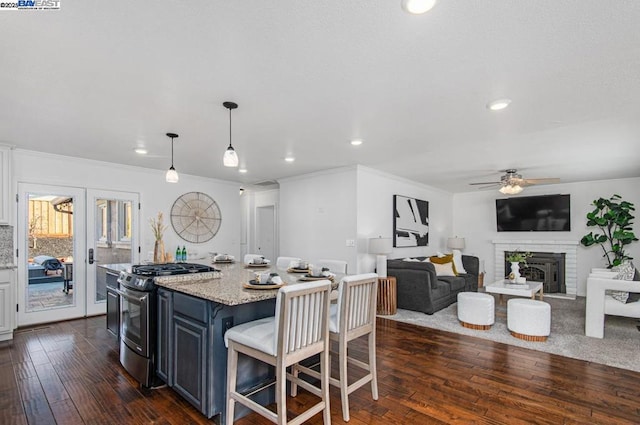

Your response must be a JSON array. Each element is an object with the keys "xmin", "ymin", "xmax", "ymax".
[{"xmin": 113, "ymin": 288, "xmax": 146, "ymax": 303}]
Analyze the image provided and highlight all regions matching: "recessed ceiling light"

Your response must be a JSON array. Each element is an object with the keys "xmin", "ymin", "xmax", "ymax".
[
  {"xmin": 487, "ymin": 98, "xmax": 512, "ymax": 111},
  {"xmin": 134, "ymin": 147, "xmax": 148, "ymax": 155},
  {"xmin": 284, "ymin": 156, "xmax": 295, "ymax": 162},
  {"xmin": 350, "ymin": 139, "xmax": 363, "ymax": 146},
  {"xmin": 239, "ymin": 168, "xmax": 248, "ymax": 173},
  {"xmin": 401, "ymin": 0, "xmax": 437, "ymax": 15}
]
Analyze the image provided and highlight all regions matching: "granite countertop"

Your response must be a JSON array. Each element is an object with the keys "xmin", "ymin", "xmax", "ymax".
[
  {"xmin": 0, "ymin": 264, "xmax": 17, "ymax": 270},
  {"xmin": 154, "ymin": 262, "xmax": 341, "ymax": 306}
]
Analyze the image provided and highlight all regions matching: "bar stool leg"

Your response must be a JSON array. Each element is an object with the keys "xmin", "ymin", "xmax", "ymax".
[
  {"xmin": 276, "ymin": 362, "xmax": 286, "ymax": 425},
  {"xmin": 339, "ymin": 338, "xmax": 349, "ymax": 422},
  {"xmin": 226, "ymin": 345, "xmax": 238, "ymax": 425},
  {"xmin": 369, "ymin": 331, "xmax": 379, "ymax": 400}
]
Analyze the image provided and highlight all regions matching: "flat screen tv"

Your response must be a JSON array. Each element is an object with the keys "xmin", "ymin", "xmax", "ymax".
[{"xmin": 496, "ymin": 194, "xmax": 571, "ymax": 232}]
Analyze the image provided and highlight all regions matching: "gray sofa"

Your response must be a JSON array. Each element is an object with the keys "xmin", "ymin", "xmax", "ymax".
[{"xmin": 387, "ymin": 255, "xmax": 480, "ymax": 315}]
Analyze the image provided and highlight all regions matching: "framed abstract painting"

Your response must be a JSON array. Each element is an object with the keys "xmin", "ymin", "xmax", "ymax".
[{"xmin": 393, "ymin": 195, "xmax": 429, "ymax": 247}]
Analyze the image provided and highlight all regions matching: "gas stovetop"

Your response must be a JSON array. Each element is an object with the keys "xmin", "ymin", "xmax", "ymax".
[
  {"xmin": 131, "ymin": 263, "xmax": 217, "ymax": 277},
  {"xmin": 119, "ymin": 263, "xmax": 218, "ymax": 291}
]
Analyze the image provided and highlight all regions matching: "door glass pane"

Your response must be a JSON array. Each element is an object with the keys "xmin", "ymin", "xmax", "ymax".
[
  {"xmin": 27, "ymin": 193, "xmax": 75, "ymax": 311},
  {"xmin": 95, "ymin": 199, "xmax": 134, "ymax": 303}
]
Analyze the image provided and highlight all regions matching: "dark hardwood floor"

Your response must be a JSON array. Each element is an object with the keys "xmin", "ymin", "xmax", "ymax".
[{"xmin": 1, "ymin": 315, "xmax": 638, "ymax": 424}]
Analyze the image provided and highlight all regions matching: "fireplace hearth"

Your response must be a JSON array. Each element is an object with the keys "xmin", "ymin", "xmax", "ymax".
[{"xmin": 504, "ymin": 252, "xmax": 566, "ymax": 293}]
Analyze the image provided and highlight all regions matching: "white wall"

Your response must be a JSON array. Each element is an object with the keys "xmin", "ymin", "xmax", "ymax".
[
  {"xmin": 12, "ymin": 149, "xmax": 242, "ymax": 262},
  {"xmin": 453, "ymin": 177, "xmax": 640, "ymax": 296},
  {"xmin": 279, "ymin": 167, "xmax": 358, "ymax": 271},
  {"xmin": 356, "ymin": 166, "xmax": 453, "ymax": 273}
]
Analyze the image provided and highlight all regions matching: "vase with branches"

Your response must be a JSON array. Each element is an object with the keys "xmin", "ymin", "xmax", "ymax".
[
  {"xmin": 580, "ymin": 194, "xmax": 638, "ymax": 268},
  {"xmin": 150, "ymin": 212, "xmax": 167, "ymax": 263}
]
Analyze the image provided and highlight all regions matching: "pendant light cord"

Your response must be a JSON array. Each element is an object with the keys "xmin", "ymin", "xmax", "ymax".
[
  {"xmin": 171, "ymin": 137, "xmax": 175, "ymax": 167},
  {"xmin": 228, "ymin": 108, "xmax": 233, "ymax": 149}
]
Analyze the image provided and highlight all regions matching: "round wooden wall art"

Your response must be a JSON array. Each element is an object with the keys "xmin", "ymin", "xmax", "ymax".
[{"xmin": 170, "ymin": 192, "xmax": 222, "ymax": 243}]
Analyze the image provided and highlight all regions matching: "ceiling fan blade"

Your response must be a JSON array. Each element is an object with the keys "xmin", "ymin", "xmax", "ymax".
[
  {"xmin": 469, "ymin": 181, "xmax": 501, "ymax": 186},
  {"xmin": 521, "ymin": 178, "xmax": 561, "ymax": 185}
]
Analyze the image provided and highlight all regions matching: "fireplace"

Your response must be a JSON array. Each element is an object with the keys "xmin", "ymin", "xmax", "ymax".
[
  {"xmin": 504, "ymin": 252, "xmax": 566, "ymax": 293},
  {"xmin": 493, "ymin": 240, "xmax": 578, "ymax": 297}
]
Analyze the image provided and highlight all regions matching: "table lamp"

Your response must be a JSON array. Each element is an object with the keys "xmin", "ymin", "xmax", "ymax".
[
  {"xmin": 447, "ymin": 237, "xmax": 466, "ymax": 251},
  {"xmin": 369, "ymin": 237, "xmax": 393, "ymax": 277}
]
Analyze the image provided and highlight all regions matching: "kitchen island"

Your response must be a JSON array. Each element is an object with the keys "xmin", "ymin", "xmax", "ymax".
[{"xmin": 154, "ymin": 262, "xmax": 338, "ymax": 423}]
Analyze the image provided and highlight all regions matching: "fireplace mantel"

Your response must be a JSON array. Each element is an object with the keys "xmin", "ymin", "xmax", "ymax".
[{"xmin": 492, "ymin": 240, "xmax": 578, "ymax": 297}]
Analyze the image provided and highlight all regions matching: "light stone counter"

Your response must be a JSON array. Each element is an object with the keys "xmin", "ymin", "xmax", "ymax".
[
  {"xmin": 0, "ymin": 264, "xmax": 16, "ymax": 269},
  {"xmin": 154, "ymin": 262, "xmax": 339, "ymax": 306}
]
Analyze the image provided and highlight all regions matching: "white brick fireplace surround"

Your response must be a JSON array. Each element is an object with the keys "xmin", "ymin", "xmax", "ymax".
[{"xmin": 493, "ymin": 240, "xmax": 579, "ymax": 298}]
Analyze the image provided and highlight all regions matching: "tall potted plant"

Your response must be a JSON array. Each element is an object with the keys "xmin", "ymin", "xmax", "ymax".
[{"xmin": 580, "ymin": 194, "xmax": 638, "ymax": 268}]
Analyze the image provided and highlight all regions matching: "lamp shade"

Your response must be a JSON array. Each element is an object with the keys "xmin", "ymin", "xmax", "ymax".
[
  {"xmin": 369, "ymin": 237, "xmax": 392, "ymax": 254},
  {"xmin": 165, "ymin": 167, "xmax": 179, "ymax": 183},
  {"xmin": 223, "ymin": 147, "xmax": 239, "ymax": 167},
  {"xmin": 447, "ymin": 237, "xmax": 465, "ymax": 250}
]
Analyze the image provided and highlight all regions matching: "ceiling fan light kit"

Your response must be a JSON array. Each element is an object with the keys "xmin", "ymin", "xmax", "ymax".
[
  {"xmin": 165, "ymin": 132, "xmax": 179, "ymax": 183},
  {"xmin": 499, "ymin": 184, "xmax": 523, "ymax": 195},
  {"xmin": 223, "ymin": 101, "xmax": 239, "ymax": 168},
  {"xmin": 470, "ymin": 168, "xmax": 560, "ymax": 194}
]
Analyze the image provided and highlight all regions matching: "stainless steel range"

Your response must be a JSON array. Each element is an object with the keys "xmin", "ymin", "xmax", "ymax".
[{"xmin": 117, "ymin": 263, "xmax": 217, "ymax": 387}]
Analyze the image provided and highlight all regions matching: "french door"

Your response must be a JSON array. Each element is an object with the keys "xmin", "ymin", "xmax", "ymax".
[
  {"xmin": 17, "ymin": 183, "xmax": 86, "ymax": 325},
  {"xmin": 17, "ymin": 183, "xmax": 139, "ymax": 325},
  {"xmin": 86, "ymin": 189, "xmax": 139, "ymax": 316}
]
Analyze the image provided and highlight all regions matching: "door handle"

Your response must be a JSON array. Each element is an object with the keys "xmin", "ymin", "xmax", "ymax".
[{"xmin": 88, "ymin": 248, "xmax": 94, "ymax": 264}]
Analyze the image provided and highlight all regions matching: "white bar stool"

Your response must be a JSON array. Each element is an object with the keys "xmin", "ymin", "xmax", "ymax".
[
  {"xmin": 291, "ymin": 273, "xmax": 379, "ymax": 422},
  {"xmin": 224, "ymin": 280, "xmax": 332, "ymax": 425},
  {"xmin": 276, "ymin": 256, "xmax": 301, "ymax": 270}
]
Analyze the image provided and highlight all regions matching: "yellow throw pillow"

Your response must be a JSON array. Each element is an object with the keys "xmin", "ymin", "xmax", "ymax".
[{"xmin": 429, "ymin": 254, "xmax": 458, "ymax": 275}]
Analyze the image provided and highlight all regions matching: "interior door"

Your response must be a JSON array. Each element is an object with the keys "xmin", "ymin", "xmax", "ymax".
[
  {"xmin": 86, "ymin": 189, "xmax": 139, "ymax": 316},
  {"xmin": 255, "ymin": 205, "xmax": 276, "ymax": 262},
  {"xmin": 17, "ymin": 183, "xmax": 86, "ymax": 326}
]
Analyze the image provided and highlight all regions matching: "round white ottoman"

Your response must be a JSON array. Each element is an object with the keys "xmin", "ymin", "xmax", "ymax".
[
  {"xmin": 507, "ymin": 298, "xmax": 551, "ymax": 342},
  {"xmin": 457, "ymin": 292, "xmax": 495, "ymax": 330}
]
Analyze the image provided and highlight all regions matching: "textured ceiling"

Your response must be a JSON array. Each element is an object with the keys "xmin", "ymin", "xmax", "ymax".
[{"xmin": 1, "ymin": 1, "xmax": 639, "ymax": 192}]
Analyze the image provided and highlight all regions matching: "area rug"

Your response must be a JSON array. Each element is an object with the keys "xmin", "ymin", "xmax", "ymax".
[{"xmin": 383, "ymin": 296, "xmax": 640, "ymax": 372}]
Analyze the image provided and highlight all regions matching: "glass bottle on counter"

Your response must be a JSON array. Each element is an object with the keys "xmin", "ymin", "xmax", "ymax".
[
  {"xmin": 181, "ymin": 246, "xmax": 187, "ymax": 263},
  {"xmin": 176, "ymin": 246, "xmax": 182, "ymax": 262}
]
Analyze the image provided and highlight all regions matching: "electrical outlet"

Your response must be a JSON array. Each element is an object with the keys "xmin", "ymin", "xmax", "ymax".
[
  {"xmin": 222, "ymin": 317, "xmax": 234, "ymax": 334},
  {"xmin": 346, "ymin": 239, "xmax": 355, "ymax": 247}
]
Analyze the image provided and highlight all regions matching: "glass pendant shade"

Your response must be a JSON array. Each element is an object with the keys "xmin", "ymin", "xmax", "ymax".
[
  {"xmin": 166, "ymin": 166, "xmax": 179, "ymax": 183},
  {"xmin": 223, "ymin": 146, "xmax": 239, "ymax": 167}
]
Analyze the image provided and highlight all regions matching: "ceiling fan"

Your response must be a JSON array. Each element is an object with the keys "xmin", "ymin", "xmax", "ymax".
[{"xmin": 469, "ymin": 169, "xmax": 560, "ymax": 194}]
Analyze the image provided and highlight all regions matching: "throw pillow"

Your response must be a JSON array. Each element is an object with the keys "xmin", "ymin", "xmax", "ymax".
[
  {"xmin": 613, "ymin": 262, "xmax": 635, "ymax": 280},
  {"xmin": 450, "ymin": 249, "xmax": 467, "ymax": 274},
  {"xmin": 608, "ymin": 290, "xmax": 629, "ymax": 303},
  {"xmin": 432, "ymin": 261, "xmax": 456, "ymax": 277},
  {"xmin": 429, "ymin": 254, "xmax": 458, "ymax": 275},
  {"xmin": 626, "ymin": 267, "xmax": 640, "ymax": 304}
]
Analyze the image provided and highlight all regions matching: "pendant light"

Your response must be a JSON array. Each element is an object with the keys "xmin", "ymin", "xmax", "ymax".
[
  {"xmin": 223, "ymin": 101, "xmax": 239, "ymax": 167},
  {"xmin": 165, "ymin": 132, "xmax": 179, "ymax": 183}
]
